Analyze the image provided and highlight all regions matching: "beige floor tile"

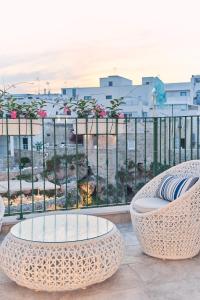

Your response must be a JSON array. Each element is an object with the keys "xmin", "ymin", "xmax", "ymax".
[
  {"xmin": 129, "ymin": 256, "xmax": 200, "ymax": 284},
  {"xmin": 61, "ymin": 288, "xmax": 150, "ymax": 300},
  {"xmin": 69, "ymin": 264, "xmax": 143, "ymax": 298},
  {"xmin": 146, "ymin": 278, "xmax": 200, "ymax": 300}
]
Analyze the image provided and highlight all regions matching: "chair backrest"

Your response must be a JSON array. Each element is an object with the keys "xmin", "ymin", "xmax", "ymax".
[
  {"xmin": 161, "ymin": 160, "xmax": 200, "ymax": 179},
  {"xmin": 132, "ymin": 160, "xmax": 200, "ymax": 203}
]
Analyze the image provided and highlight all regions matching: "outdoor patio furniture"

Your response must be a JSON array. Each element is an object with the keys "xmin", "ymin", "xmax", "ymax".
[
  {"xmin": 130, "ymin": 160, "xmax": 200, "ymax": 260},
  {"xmin": 0, "ymin": 213, "xmax": 124, "ymax": 291},
  {"xmin": 0, "ymin": 196, "xmax": 5, "ymax": 231}
]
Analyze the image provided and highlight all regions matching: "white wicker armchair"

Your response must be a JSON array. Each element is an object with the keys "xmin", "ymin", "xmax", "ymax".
[
  {"xmin": 0, "ymin": 196, "xmax": 5, "ymax": 231},
  {"xmin": 130, "ymin": 160, "xmax": 200, "ymax": 260}
]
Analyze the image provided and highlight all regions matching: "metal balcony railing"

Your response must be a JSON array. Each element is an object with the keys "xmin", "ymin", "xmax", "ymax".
[{"xmin": 0, "ymin": 116, "xmax": 199, "ymax": 219}]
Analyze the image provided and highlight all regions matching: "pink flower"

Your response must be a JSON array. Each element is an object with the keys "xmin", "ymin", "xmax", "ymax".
[
  {"xmin": 93, "ymin": 105, "xmax": 107, "ymax": 118},
  {"xmin": 117, "ymin": 113, "xmax": 124, "ymax": 118},
  {"xmin": 63, "ymin": 106, "xmax": 71, "ymax": 114},
  {"xmin": 37, "ymin": 110, "xmax": 47, "ymax": 118},
  {"xmin": 99, "ymin": 110, "xmax": 107, "ymax": 118},
  {"xmin": 10, "ymin": 110, "xmax": 17, "ymax": 119}
]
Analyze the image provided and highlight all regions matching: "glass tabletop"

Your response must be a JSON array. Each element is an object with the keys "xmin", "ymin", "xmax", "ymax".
[{"xmin": 11, "ymin": 214, "xmax": 114, "ymax": 243}]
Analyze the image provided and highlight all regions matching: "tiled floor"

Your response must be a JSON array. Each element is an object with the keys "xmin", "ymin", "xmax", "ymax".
[{"xmin": 1, "ymin": 223, "xmax": 200, "ymax": 300}]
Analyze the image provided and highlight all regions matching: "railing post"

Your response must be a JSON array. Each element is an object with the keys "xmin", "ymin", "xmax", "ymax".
[
  {"xmin": 17, "ymin": 116, "xmax": 24, "ymax": 220},
  {"xmin": 6, "ymin": 117, "xmax": 10, "ymax": 216},
  {"xmin": 153, "ymin": 117, "xmax": 158, "ymax": 176}
]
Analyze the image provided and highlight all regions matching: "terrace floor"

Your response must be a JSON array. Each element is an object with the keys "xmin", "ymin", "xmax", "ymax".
[{"xmin": 1, "ymin": 222, "xmax": 200, "ymax": 300}]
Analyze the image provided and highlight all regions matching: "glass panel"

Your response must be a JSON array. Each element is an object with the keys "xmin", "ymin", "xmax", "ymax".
[{"xmin": 11, "ymin": 214, "xmax": 114, "ymax": 243}]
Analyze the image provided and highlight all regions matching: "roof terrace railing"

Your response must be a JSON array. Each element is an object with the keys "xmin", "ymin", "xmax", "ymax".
[{"xmin": 0, "ymin": 116, "xmax": 199, "ymax": 219}]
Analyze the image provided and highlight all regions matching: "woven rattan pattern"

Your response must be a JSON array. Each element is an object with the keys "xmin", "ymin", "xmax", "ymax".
[
  {"xmin": 0, "ymin": 224, "xmax": 123, "ymax": 291},
  {"xmin": 130, "ymin": 160, "xmax": 200, "ymax": 259}
]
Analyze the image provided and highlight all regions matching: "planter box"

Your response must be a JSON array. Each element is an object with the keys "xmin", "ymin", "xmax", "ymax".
[
  {"xmin": 73, "ymin": 119, "xmax": 126, "ymax": 135},
  {"xmin": 0, "ymin": 119, "xmax": 42, "ymax": 136}
]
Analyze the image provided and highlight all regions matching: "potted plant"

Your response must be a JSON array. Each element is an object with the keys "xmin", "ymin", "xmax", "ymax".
[
  {"xmin": 73, "ymin": 98, "xmax": 126, "ymax": 135},
  {"xmin": 0, "ymin": 95, "xmax": 46, "ymax": 136}
]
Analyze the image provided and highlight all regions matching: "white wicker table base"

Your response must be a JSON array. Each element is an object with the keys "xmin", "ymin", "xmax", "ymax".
[{"xmin": 0, "ymin": 226, "xmax": 123, "ymax": 291}]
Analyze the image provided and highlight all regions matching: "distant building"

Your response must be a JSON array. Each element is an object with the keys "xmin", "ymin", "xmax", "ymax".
[
  {"xmin": 1, "ymin": 74, "xmax": 200, "ymax": 166},
  {"xmin": 165, "ymin": 75, "xmax": 200, "ymax": 106},
  {"xmin": 61, "ymin": 75, "xmax": 166, "ymax": 117},
  {"xmin": 61, "ymin": 75, "xmax": 200, "ymax": 117},
  {"xmin": 7, "ymin": 74, "xmax": 200, "ymax": 118},
  {"xmin": 8, "ymin": 93, "xmax": 66, "ymax": 117}
]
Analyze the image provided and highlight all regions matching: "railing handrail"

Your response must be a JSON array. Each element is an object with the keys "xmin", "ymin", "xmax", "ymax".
[{"xmin": 0, "ymin": 115, "xmax": 200, "ymax": 120}]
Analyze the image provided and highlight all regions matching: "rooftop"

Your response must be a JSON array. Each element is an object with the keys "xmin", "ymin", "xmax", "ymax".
[
  {"xmin": 1, "ymin": 220, "xmax": 200, "ymax": 300},
  {"xmin": 165, "ymin": 82, "xmax": 191, "ymax": 91}
]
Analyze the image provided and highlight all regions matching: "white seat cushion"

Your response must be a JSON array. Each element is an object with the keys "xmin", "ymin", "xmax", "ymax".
[{"xmin": 134, "ymin": 197, "xmax": 169, "ymax": 213}]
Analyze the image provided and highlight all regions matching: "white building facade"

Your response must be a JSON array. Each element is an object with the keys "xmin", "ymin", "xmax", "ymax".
[
  {"xmin": 61, "ymin": 75, "xmax": 165, "ymax": 117},
  {"xmin": 61, "ymin": 75, "xmax": 200, "ymax": 117}
]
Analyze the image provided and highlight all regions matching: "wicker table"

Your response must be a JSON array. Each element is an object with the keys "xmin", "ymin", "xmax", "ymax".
[{"xmin": 0, "ymin": 214, "xmax": 123, "ymax": 291}]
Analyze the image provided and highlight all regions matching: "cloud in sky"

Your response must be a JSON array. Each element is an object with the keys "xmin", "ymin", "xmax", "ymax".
[{"xmin": 0, "ymin": 0, "xmax": 200, "ymax": 93}]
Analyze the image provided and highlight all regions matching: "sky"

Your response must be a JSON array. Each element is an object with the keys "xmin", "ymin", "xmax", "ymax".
[{"xmin": 0, "ymin": 0, "xmax": 200, "ymax": 93}]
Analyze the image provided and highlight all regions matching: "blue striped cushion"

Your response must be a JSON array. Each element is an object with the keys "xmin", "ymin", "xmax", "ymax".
[{"xmin": 157, "ymin": 176, "xmax": 199, "ymax": 202}]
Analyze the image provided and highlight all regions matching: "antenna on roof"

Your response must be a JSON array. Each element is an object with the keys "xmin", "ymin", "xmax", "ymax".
[
  {"xmin": 46, "ymin": 81, "xmax": 50, "ymax": 94},
  {"xmin": 36, "ymin": 77, "xmax": 40, "ymax": 95}
]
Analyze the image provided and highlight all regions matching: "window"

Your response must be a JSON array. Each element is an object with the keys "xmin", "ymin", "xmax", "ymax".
[
  {"xmin": 108, "ymin": 81, "xmax": 113, "ymax": 87},
  {"xmin": 22, "ymin": 137, "xmax": 28, "ymax": 150},
  {"xmin": 180, "ymin": 91, "xmax": 187, "ymax": 96},
  {"xmin": 70, "ymin": 133, "xmax": 84, "ymax": 144},
  {"xmin": 62, "ymin": 89, "xmax": 66, "ymax": 95},
  {"xmin": 84, "ymin": 96, "xmax": 92, "ymax": 100},
  {"xmin": 77, "ymin": 135, "xmax": 83, "ymax": 145},
  {"xmin": 106, "ymin": 95, "xmax": 112, "ymax": 100},
  {"xmin": 72, "ymin": 88, "xmax": 76, "ymax": 98},
  {"xmin": 180, "ymin": 138, "xmax": 186, "ymax": 149},
  {"xmin": 196, "ymin": 91, "xmax": 200, "ymax": 104},
  {"xmin": 145, "ymin": 82, "xmax": 150, "ymax": 85},
  {"xmin": 196, "ymin": 91, "xmax": 200, "ymax": 98}
]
